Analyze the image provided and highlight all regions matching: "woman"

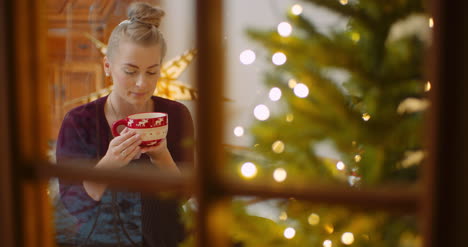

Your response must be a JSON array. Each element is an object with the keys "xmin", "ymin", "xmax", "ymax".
[{"xmin": 56, "ymin": 2, "xmax": 194, "ymax": 247}]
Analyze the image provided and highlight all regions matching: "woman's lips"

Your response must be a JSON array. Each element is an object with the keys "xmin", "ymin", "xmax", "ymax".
[{"xmin": 131, "ymin": 92, "xmax": 147, "ymax": 97}]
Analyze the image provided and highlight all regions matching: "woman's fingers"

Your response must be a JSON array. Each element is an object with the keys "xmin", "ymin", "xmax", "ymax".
[
  {"xmin": 111, "ymin": 129, "xmax": 136, "ymax": 147},
  {"xmin": 116, "ymin": 132, "xmax": 142, "ymax": 152},
  {"xmin": 121, "ymin": 142, "xmax": 142, "ymax": 161}
]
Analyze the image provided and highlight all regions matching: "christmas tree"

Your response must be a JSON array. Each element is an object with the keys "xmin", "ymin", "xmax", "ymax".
[{"xmin": 184, "ymin": 0, "xmax": 430, "ymax": 246}]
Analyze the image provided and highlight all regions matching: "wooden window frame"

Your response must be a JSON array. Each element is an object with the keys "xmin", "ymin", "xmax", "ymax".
[{"xmin": 1, "ymin": 0, "xmax": 467, "ymax": 246}]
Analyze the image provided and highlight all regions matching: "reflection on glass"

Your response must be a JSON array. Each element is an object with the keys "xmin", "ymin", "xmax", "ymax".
[
  {"xmin": 48, "ymin": 1, "xmax": 195, "ymax": 246},
  {"xmin": 224, "ymin": 0, "xmax": 429, "ymax": 186}
]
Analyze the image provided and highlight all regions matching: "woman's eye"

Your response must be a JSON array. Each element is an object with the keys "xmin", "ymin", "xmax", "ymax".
[
  {"xmin": 124, "ymin": 70, "xmax": 136, "ymax": 75},
  {"xmin": 147, "ymin": 71, "xmax": 158, "ymax": 75}
]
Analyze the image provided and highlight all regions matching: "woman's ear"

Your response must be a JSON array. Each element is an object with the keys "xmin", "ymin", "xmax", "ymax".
[{"xmin": 103, "ymin": 56, "xmax": 111, "ymax": 76}]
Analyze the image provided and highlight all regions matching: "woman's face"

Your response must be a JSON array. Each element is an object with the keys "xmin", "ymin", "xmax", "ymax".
[{"xmin": 105, "ymin": 40, "xmax": 162, "ymax": 106}]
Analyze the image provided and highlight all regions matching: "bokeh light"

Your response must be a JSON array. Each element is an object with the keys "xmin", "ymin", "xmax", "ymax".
[
  {"xmin": 272, "ymin": 140, "xmax": 285, "ymax": 153},
  {"xmin": 233, "ymin": 126, "xmax": 244, "ymax": 137},
  {"xmin": 253, "ymin": 104, "xmax": 270, "ymax": 121},
  {"xmin": 283, "ymin": 227, "xmax": 296, "ymax": 239},
  {"xmin": 341, "ymin": 232, "xmax": 355, "ymax": 245},
  {"xmin": 239, "ymin": 49, "xmax": 256, "ymax": 65},
  {"xmin": 277, "ymin": 22, "xmax": 293, "ymax": 37},
  {"xmin": 272, "ymin": 52, "xmax": 287, "ymax": 65},
  {"xmin": 291, "ymin": 4, "xmax": 303, "ymax": 15},
  {"xmin": 308, "ymin": 213, "xmax": 320, "ymax": 225},
  {"xmin": 273, "ymin": 168, "xmax": 287, "ymax": 182},
  {"xmin": 336, "ymin": 161, "xmax": 345, "ymax": 170},
  {"xmin": 323, "ymin": 240, "xmax": 332, "ymax": 247},
  {"xmin": 340, "ymin": 0, "xmax": 349, "ymax": 5},
  {"xmin": 241, "ymin": 162, "xmax": 257, "ymax": 179},
  {"xmin": 294, "ymin": 83, "xmax": 309, "ymax": 98},
  {"xmin": 269, "ymin": 87, "xmax": 282, "ymax": 101},
  {"xmin": 362, "ymin": 113, "xmax": 371, "ymax": 121}
]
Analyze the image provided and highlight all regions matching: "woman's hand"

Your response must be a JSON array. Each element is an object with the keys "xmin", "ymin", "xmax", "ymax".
[
  {"xmin": 99, "ymin": 128, "xmax": 142, "ymax": 169},
  {"xmin": 141, "ymin": 139, "xmax": 180, "ymax": 173}
]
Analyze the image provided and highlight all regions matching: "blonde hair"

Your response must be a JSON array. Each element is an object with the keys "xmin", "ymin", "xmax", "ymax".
[{"xmin": 107, "ymin": 2, "xmax": 167, "ymax": 61}]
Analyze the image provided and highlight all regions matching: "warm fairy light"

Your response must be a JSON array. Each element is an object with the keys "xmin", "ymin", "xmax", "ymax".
[
  {"xmin": 291, "ymin": 4, "xmax": 303, "ymax": 15},
  {"xmin": 341, "ymin": 232, "xmax": 355, "ymax": 245},
  {"xmin": 324, "ymin": 224, "xmax": 334, "ymax": 234},
  {"xmin": 272, "ymin": 52, "xmax": 287, "ymax": 65},
  {"xmin": 239, "ymin": 49, "xmax": 256, "ymax": 65},
  {"xmin": 308, "ymin": 213, "xmax": 320, "ymax": 225},
  {"xmin": 294, "ymin": 83, "xmax": 309, "ymax": 98},
  {"xmin": 269, "ymin": 87, "xmax": 282, "ymax": 101},
  {"xmin": 288, "ymin": 79, "xmax": 297, "ymax": 88},
  {"xmin": 286, "ymin": 113, "xmax": 294, "ymax": 122},
  {"xmin": 272, "ymin": 140, "xmax": 285, "ymax": 153},
  {"xmin": 340, "ymin": 0, "xmax": 349, "ymax": 5},
  {"xmin": 278, "ymin": 22, "xmax": 293, "ymax": 37},
  {"xmin": 254, "ymin": 104, "xmax": 270, "ymax": 121},
  {"xmin": 273, "ymin": 168, "xmax": 287, "ymax": 182},
  {"xmin": 362, "ymin": 113, "xmax": 371, "ymax": 121},
  {"xmin": 429, "ymin": 17, "xmax": 434, "ymax": 28},
  {"xmin": 233, "ymin": 126, "xmax": 244, "ymax": 137},
  {"xmin": 425, "ymin": 81, "xmax": 432, "ymax": 92},
  {"xmin": 354, "ymin": 154, "xmax": 362, "ymax": 162},
  {"xmin": 323, "ymin": 240, "xmax": 332, "ymax": 247},
  {"xmin": 279, "ymin": 211, "xmax": 288, "ymax": 221},
  {"xmin": 351, "ymin": 32, "xmax": 360, "ymax": 43},
  {"xmin": 241, "ymin": 162, "xmax": 257, "ymax": 179},
  {"xmin": 283, "ymin": 227, "xmax": 296, "ymax": 239},
  {"xmin": 336, "ymin": 161, "xmax": 345, "ymax": 170}
]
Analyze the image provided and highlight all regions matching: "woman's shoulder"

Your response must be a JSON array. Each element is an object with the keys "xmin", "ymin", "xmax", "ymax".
[{"xmin": 63, "ymin": 96, "xmax": 106, "ymax": 123}]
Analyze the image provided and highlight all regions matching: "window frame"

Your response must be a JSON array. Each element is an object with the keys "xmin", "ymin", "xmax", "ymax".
[{"xmin": 1, "ymin": 0, "xmax": 465, "ymax": 246}]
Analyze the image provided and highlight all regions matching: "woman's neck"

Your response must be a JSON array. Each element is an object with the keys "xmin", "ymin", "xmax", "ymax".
[{"xmin": 107, "ymin": 93, "xmax": 153, "ymax": 119}]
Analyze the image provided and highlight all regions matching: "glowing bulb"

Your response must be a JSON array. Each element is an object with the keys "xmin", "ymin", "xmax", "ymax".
[
  {"xmin": 233, "ymin": 126, "xmax": 244, "ymax": 137},
  {"xmin": 351, "ymin": 32, "xmax": 360, "ymax": 43},
  {"xmin": 286, "ymin": 113, "xmax": 294, "ymax": 122},
  {"xmin": 294, "ymin": 83, "xmax": 309, "ymax": 98},
  {"xmin": 362, "ymin": 113, "xmax": 371, "ymax": 121},
  {"xmin": 336, "ymin": 161, "xmax": 345, "ymax": 170},
  {"xmin": 279, "ymin": 211, "xmax": 288, "ymax": 221},
  {"xmin": 291, "ymin": 4, "xmax": 303, "ymax": 15},
  {"xmin": 269, "ymin": 87, "xmax": 282, "ymax": 101},
  {"xmin": 272, "ymin": 52, "xmax": 287, "ymax": 65},
  {"xmin": 341, "ymin": 232, "xmax": 355, "ymax": 245},
  {"xmin": 241, "ymin": 162, "xmax": 257, "ymax": 179},
  {"xmin": 283, "ymin": 227, "xmax": 296, "ymax": 239},
  {"xmin": 425, "ymin": 81, "xmax": 431, "ymax": 92},
  {"xmin": 273, "ymin": 168, "xmax": 287, "ymax": 182},
  {"xmin": 272, "ymin": 140, "xmax": 285, "ymax": 154},
  {"xmin": 323, "ymin": 240, "xmax": 332, "ymax": 247},
  {"xmin": 354, "ymin": 154, "xmax": 362, "ymax": 162},
  {"xmin": 288, "ymin": 79, "xmax": 297, "ymax": 88},
  {"xmin": 340, "ymin": 0, "xmax": 349, "ymax": 5},
  {"xmin": 253, "ymin": 104, "xmax": 270, "ymax": 121},
  {"xmin": 277, "ymin": 22, "xmax": 293, "ymax": 37},
  {"xmin": 324, "ymin": 224, "xmax": 334, "ymax": 234},
  {"xmin": 239, "ymin": 49, "xmax": 256, "ymax": 65},
  {"xmin": 429, "ymin": 17, "xmax": 434, "ymax": 28},
  {"xmin": 308, "ymin": 213, "xmax": 320, "ymax": 225}
]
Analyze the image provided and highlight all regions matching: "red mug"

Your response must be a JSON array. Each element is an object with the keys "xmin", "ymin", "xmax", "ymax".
[{"xmin": 112, "ymin": 112, "xmax": 168, "ymax": 147}]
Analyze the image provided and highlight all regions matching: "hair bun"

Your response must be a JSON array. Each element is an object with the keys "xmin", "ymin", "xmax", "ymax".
[{"xmin": 127, "ymin": 2, "xmax": 165, "ymax": 28}]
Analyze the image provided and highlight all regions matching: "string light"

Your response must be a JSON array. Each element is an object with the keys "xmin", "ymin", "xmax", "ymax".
[
  {"xmin": 362, "ymin": 113, "xmax": 371, "ymax": 121},
  {"xmin": 273, "ymin": 168, "xmax": 287, "ymax": 182},
  {"xmin": 239, "ymin": 49, "xmax": 256, "ymax": 65},
  {"xmin": 277, "ymin": 22, "xmax": 293, "ymax": 37},
  {"xmin": 272, "ymin": 52, "xmax": 287, "ymax": 65},
  {"xmin": 240, "ymin": 162, "xmax": 257, "ymax": 179},
  {"xmin": 340, "ymin": 0, "xmax": 349, "ymax": 5},
  {"xmin": 351, "ymin": 32, "xmax": 360, "ymax": 43},
  {"xmin": 324, "ymin": 224, "xmax": 334, "ymax": 234},
  {"xmin": 341, "ymin": 232, "xmax": 355, "ymax": 245},
  {"xmin": 286, "ymin": 113, "xmax": 294, "ymax": 122},
  {"xmin": 279, "ymin": 211, "xmax": 288, "ymax": 221},
  {"xmin": 291, "ymin": 4, "xmax": 303, "ymax": 15},
  {"xmin": 308, "ymin": 213, "xmax": 320, "ymax": 225},
  {"xmin": 354, "ymin": 154, "xmax": 362, "ymax": 162},
  {"xmin": 269, "ymin": 87, "xmax": 282, "ymax": 101},
  {"xmin": 283, "ymin": 227, "xmax": 296, "ymax": 239},
  {"xmin": 429, "ymin": 17, "xmax": 434, "ymax": 28},
  {"xmin": 425, "ymin": 81, "xmax": 432, "ymax": 92},
  {"xmin": 253, "ymin": 104, "xmax": 270, "ymax": 121},
  {"xmin": 336, "ymin": 161, "xmax": 345, "ymax": 170},
  {"xmin": 294, "ymin": 83, "xmax": 309, "ymax": 98},
  {"xmin": 233, "ymin": 126, "xmax": 244, "ymax": 137},
  {"xmin": 272, "ymin": 140, "xmax": 285, "ymax": 153},
  {"xmin": 323, "ymin": 240, "xmax": 332, "ymax": 247},
  {"xmin": 288, "ymin": 79, "xmax": 297, "ymax": 88}
]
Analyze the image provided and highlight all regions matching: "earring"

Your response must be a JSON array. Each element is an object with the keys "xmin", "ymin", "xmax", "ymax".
[{"xmin": 105, "ymin": 72, "xmax": 110, "ymax": 77}]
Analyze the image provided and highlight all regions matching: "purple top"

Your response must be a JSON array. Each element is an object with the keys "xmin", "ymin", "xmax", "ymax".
[{"xmin": 56, "ymin": 95, "xmax": 194, "ymax": 247}]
